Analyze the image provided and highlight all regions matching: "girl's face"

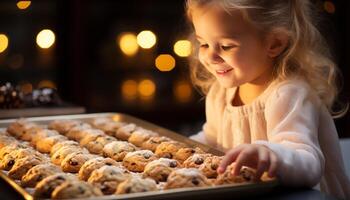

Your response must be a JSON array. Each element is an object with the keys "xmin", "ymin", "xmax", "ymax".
[{"xmin": 192, "ymin": 6, "xmax": 274, "ymax": 88}]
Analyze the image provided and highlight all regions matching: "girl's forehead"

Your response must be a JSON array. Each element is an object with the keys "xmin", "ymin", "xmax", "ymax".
[{"xmin": 192, "ymin": 6, "xmax": 255, "ymax": 39}]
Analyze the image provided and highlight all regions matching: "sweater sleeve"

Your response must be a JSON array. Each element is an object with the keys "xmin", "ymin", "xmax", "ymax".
[{"xmin": 254, "ymin": 82, "xmax": 325, "ymax": 187}]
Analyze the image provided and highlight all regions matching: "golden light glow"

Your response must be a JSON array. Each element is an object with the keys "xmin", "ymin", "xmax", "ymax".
[
  {"xmin": 38, "ymin": 80, "xmax": 56, "ymax": 89},
  {"xmin": 174, "ymin": 40, "xmax": 192, "ymax": 57},
  {"xmin": 112, "ymin": 115, "xmax": 121, "ymax": 122},
  {"xmin": 121, "ymin": 80, "xmax": 138, "ymax": 100},
  {"xmin": 0, "ymin": 34, "xmax": 9, "ymax": 53},
  {"xmin": 118, "ymin": 33, "xmax": 139, "ymax": 56},
  {"xmin": 155, "ymin": 54, "xmax": 176, "ymax": 72},
  {"xmin": 138, "ymin": 79, "xmax": 156, "ymax": 97},
  {"xmin": 20, "ymin": 82, "xmax": 33, "ymax": 94},
  {"xmin": 324, "ymin": 1, "xmax": 335, "ymax": 14},
  {"xmin": 137, "ymin": 30, "xmax": 156, "ymax": 49},
  {"xmin": 174, "ymin": 81, "xmax": 193, "ymax": 103},
  {"xmin": 17, "ymin": 1, "xmax": 31, "ymax": 10},
  {"xmin": 36, "ymin": 29, "xmax": 55, "ymax": 49}
]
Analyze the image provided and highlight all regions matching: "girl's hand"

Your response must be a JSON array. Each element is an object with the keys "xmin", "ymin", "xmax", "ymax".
[{"xmin": 217, "ymin": 144, "xmax": 278, "ymax": 180}]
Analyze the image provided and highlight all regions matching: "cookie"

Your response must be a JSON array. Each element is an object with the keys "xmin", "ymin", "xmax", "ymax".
[
  {"xmin": 0, "ymin": 143, "xmax": 29, "ymax": 160},
  {"xmin": 51, "ymin": 180, "xmax": 103, "ymax": 199},
  {"xmin": 215, "ymin": 165, "xmax": 257, "ymax": 185},
  {"xmin": 65, "ymin": 125, "xmax": 93, "ymax": 141},
  {"xmin": 60, "ymin": 152, "xmax": 95, "ymax": 173},
  {"xmin": 116, "ymin": 176, "xmax": 157, "ymax": 194},
  {"xmin": 35, "ymin": 134, "xmax": 68, "ymax": 154},
  {"xmin": 183, "ymin": 153, "xmax": 212, "ymax": 168},
  {"xmin": 88, "ymin": 165, "xmax": 130, "ymax": 195},
  {"xmin": 174, "ymin": 147, "xmax": 205, "ymax": 163},
  {"xmin": 48, "ymin": 120, "xmax": 90, "ymax": 135},
  {"xmin": 90, "ymin": 117, "xmax": 126, "ymax": 136},
  {"xmin": 8, "ymin": 156, "xmax": 47, "ymax": 179},
  {"xmin": 115, "ymin": 123, "xmax": 137, "ymax": 141},
  {"xmin": 51, "ymin": 145, "xmax": 89, "ymax": 165},
  {"xmin": 198, "ymin": 156, "xmax": 223, "ymax": 178},
  {"xmin": 128, "ymin": 128, "xmax": 159, "ymax": 147},
  {"xmin": 155, "ymin": 141, "xmax": 187, "ymax": 159},
  {"xmin": 141, "ymin": 136, "xmax": 171, "ymax": 152},
  {"xmin": 50, "ymin": 140, "xmax": 80, "ymax": 156},
  {"xmin": 6, "ymin": 119, "xmax": 39, "ymax": 138},
  {"xmin": 0, "ymin": 134, "xmax": 16, "ymax": 149},
  {"xmin": 122, "ymin": 150, "xmax": 158, "ymax": 172},
  {"xmin": 143, "ymin": 158, "xmax": 180, "ymax": 182},
  {"xmin": 34, "ymin": 173, "xmax": 78, "ymax": 198},
  {"xmin": 78, "ymin": 157, "xmax": 120, "ymax": 181},
  {"xmin": 0, "ymin": 148, "xmax": 45, "ymax": 171},
  {"xmin": 31, "ymin": 129, "xmax": 60, "ymax": 146},
  {"xmin": 164, "ymin": 168, "xmax": 212, "ymax": 189},
  {"xmin": 21, "ymin": 164, "xmax": 61, "ymax": 188},
  {"xmin": 79, "ymin": 129, "xmax": 105, "ymax": 146},
  {"xmin": 102, "ymin": 141, "xmax": 137, "ymax": 161},
  {"xmin": 20, "ymin": 126, "xmax": 43, "ymax": 142}
]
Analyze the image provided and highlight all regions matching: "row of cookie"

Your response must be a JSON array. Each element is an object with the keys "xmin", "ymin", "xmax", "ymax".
[
  {"xmin": 0, "ymin": 132, "xmax": 105, "ymax": 198},
  {"xmin": 47, "ymin": 118, "xmax": 239, "ymax": 181},
  {"xmin": 1, "ymin": 122, "xmax": 162, "ymax": 197}
]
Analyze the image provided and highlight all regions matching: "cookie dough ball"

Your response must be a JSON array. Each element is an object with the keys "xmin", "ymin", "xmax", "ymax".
[
  {"xmin": 215, "ymin": 164, "xmax": 256, "ymax": 185},
  {"xmin": 143, "ymin": 158, "xmax": 180, "ymax": 182},
  {"xmin": 21, "ymin": 164, "xmax": 61, "ymax": 188},
  {"xmin": 88, "ymin": 165, "xmax": 130, "ymax": 195},
  {"xmin": 198, "ymin": 156, "xmax": 223, "ymax": 178},
  {"xmin": 155, "ymin": 141, "xmax": 187, "ymax": 159},
  {"xmin": 164, "ymin": 168, "xmax": 212, "ymax": 189},
  {"xmin": 34, "ymin": 173, "xmax": 77, "ymax": 198},
  {"xmin": 51, "ymin": 146, "xmax": 89, "ymax": 165},
  {"xmin": 51, "ymin": 180, "xmax": 103, "ymax": 199},
  {"xmin": 103, "ymin": 141, "xmax": 137, "ymax": 161},
  {"xmin": 31, "ymin": 129, "xmax": 60, "ymax": 146},
  {"xmin": 78, "ymin": 129, "xmax": 105, "ymax": 146},
  {"xmin": 90, "ymin": 117, "xmax": 126, "ymax": 136},
  {"xmin": 122, "ymin": 150, "xmax": 158, "ymax": 172},
  {"xmin": 78, "ymin": 157, "xmax": 120, "ymax": 181},
  {"xmin": 141, "ymin": 136, "xmax": 171, "ymax": 152},
  {"xmin": 183, "ymin": 153, "xmax": 212, "ymax": 168},
  {"xmin": 116, "ymin": 176, "xmax": 157, "ymax": 194}
]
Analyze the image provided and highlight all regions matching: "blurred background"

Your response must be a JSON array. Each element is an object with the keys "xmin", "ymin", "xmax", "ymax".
[{"xmin": 0, "ymin": 0, "xmax": 349, "ymax": 138}]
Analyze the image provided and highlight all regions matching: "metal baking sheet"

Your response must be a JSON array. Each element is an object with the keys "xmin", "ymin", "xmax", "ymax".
[{"xmin": 0, "ymin": 113, "xmax": 279, "ymax": 200}]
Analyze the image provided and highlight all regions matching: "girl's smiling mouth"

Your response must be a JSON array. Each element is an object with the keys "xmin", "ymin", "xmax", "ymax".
[{"xmin": 216, "ymin": 68, "xmax": 233, "ymax": 76}]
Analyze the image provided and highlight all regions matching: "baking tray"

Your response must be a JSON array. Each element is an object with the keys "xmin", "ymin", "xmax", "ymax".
[{"xmin": 0, "ymin": 113, "xmax": 279, "ymax": 200}]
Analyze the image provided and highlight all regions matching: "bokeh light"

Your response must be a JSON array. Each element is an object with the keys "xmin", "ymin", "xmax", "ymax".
[
  {"xmin": 324, "ymin": 1, "xmax": 335, "ymax": 14},
  {"xmin": 38, "ymin": 80, "xmax": 56, "ymax": 89},
  {"xmin": 137, "ymin": 30, "xmax": 156, "ymax": 49},
  {"xmin": 121, "ymin": 80, "xmax": 138, "ymax": 100},
  {"xmin": 36, "ymin": 29, "xmax": 55, "ymax": 49},
  {"xmin": 17, "ymin": 1, "xmax": 31, "ymax": 10},
  {"xmin": 118, "ymin": 33, "xmax": 139, "ymax": 56},
  {"xmin": 174, "ymin": 40, "xmax": 192, "ymax": 57},
  {"xmin": 0, "ymin": 34, "xmax": 9, "ymax": 53},
  {"xmin": 138, "ymin": 79, "xmax": 156, "ymax": 97},
  {"xmin": 155, "ymin": 54, "xmax": 176, "ymax": 72},
  {"xmin": 173, "ymin": 81, "xmax": 193, "ymax": 103}
]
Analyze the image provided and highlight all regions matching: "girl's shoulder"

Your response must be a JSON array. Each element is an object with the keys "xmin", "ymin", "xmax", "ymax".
[{"xmin": 266, "ymin": 78, "xmax": 320, "ymax": 105}]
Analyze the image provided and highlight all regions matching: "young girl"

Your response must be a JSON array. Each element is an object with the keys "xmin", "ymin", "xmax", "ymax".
[{"xmin": 186, "ymin": 0, "xmax": 350, "ymax": 199}]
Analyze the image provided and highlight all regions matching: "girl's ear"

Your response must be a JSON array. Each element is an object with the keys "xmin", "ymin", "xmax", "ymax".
[{"xmin": 266, "ymin": 31, "xmax": 289, "ymax": 58}]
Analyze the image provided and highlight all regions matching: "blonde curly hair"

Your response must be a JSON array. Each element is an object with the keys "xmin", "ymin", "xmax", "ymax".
[{"xmin": 186, "ymin": 0, "xmax": 347, "ymax": 116}]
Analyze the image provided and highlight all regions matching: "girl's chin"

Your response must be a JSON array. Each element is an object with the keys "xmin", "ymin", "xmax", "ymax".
[{"xmin": 217, "ymin": 80, "xmax": 240, "ymax": 88}]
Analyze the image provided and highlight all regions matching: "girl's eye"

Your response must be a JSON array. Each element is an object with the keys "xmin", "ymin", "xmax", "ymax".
[
  {"xmin": 221, "ymin": 45, "xmax": 235, "ymax": 51},
  {"xmin": 199, "ymin": 44, "xmax": 209, "ymax": 48}
]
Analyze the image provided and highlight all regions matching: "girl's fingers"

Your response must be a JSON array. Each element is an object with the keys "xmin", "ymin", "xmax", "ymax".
[
  {"xmin": 268, "ymin": 151, "xmax": 278, "ymax": 178},
  {"xmin": 232, "ymin": 149, "xmax": 255, "ymax": 176},
  {"xmin": 218, "ymin": 145, "xmax": 244, "ymax": 173},
  {"xmin": 255, "ymin": 149, "xmax": 269, "ymax": 180}
]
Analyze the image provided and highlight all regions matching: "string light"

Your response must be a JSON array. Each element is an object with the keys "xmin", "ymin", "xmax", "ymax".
[
  {"xmin": 17, "ymin": 1, "xmax": 31, "ymax": 10},
  {"xmin": 36, "ymin": 29, "xmax": 55, "ymax": 49},
  {"xmin": 118, "ymin": 33, "xmax": 139, "ymax": 56},
  {"xmin": 155, "ymin": 54, "xmax": 176, "ymax": 72},
  {"xmin": 173, "ymin": 40, "xmax": 192, "ymax": 57},
  {"xmin": 0, "ymin": 34, "xmax": 9, "ymax": 53},
  {"xmin": 137, "ymin": 30, "xmax": 157, "ymax": 49}
]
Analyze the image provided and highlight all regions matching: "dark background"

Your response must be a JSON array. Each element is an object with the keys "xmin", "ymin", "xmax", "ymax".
[{"xmin": 0, "ymin": 0, "xmax": 349, "ymax": 138}]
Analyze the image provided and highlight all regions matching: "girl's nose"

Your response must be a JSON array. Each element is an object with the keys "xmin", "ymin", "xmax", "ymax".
[{"xmin": 207, "ymin": 48, "xmax": 224, "ymax": 64}]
